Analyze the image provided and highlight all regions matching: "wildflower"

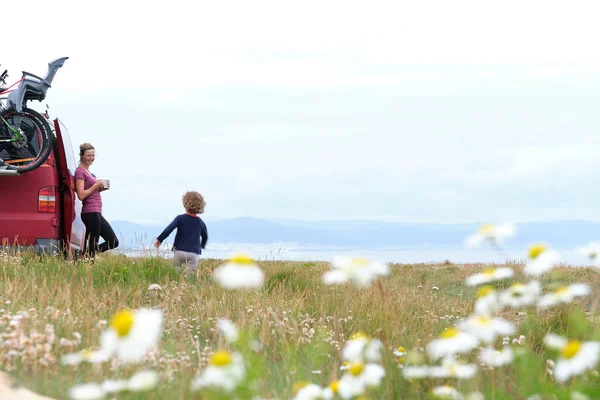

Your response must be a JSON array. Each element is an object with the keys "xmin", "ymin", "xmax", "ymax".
[
  {"xmin": 394, "ymin": 346, "xmax": 406, "ymax": 366},
  {"xmin": 537, "ymin": 284, "xmax": 591, "ymax": 309},
  {"xmin": 61, "ymin": 347, "xmax": 111, "ymax": 366},
  {"xmin": 342, "ymin": 332, "xmax": 382, "ymax": 363},
  {"xmin": 498, "ymin": 281, "xmax": 541, "ymax": 308},
  {"xmin": 576, "ymin": 242, "xmax": 600, "ymax": 266},
  {"xmin": 544, "ymin": 333, "xmax": 568, "ymax": 350},
  {"xmin": 67, "ymin": 383, "xmax": 106, "ymax": 400},
  {"xmin": 571, "ymin": 391, "xmax": 590, "ymax": 400},
  {"xmin": 147, "ymin": 284, "xmax": 162, "ymax": 298},
  {"xmin": 431, "ymin": 385, "xmax": 464, "ymax": 400},
  {"xmin": 393, "ymin": 346, "xmax": 406, "ymax": 358},
  {"xmin": 464, "ymin": 223, "xmax": 516, "ymax": 248},
  {"xmin": 292, "ymin": 382, "xmax": 327, "ymax": 400},
  {"xmin": 100, "ymin": 379, "xmax": 128, "ymax": 394},
  {"xmin": 217, "ymin": 318, "xmax": 239, "ymax": 343},
  {"xmin": 553, "ymin": 340, "xmax": 600, "ymax": 383},
  {"xmin": 323, "ymin": 257, "xmax": 389, "ymax": 287},
  {"xmin": 466, "ymin": 267, "xmax": 514, "ymax": 286},
  {"xmin": 337, "ymin": 362, "xmax": 385, "ymax": 399},
  {"xmin": 402, "ymin": 365, "xmax": 430, "ymax": 379},
  {"xmin": 465, "ymin": 393, "xmax": 485, "ymax": 400},
  {"xmin": 321, "ymin": 380, "xmax": 339, "ymax": 400},
  {"xmin": 524, "ymin": 244, "xmax": 560, "ymax": 276},
  {"xmin": 478, "ymin": 346, "xmax": 514, "ymax": 366},
  {"xmin": 190, "ymin": 350, "xmax": 246, "ymax": 392},
  {"xmin": 213, "ymin": 254, "xmax": 264, "ymax": 289},
  {"xmin": 473, "ymin": 286, "xmax": 502, "ymax": 315},
  {"xmin": 426, "ymin": 328, "xmax": 478, "ymax": 360},
  {"xmin": 127, "ymin": 370, "xmax": 160, "ymax": 392},
  {"xmin": 458, "ymin": 315, "xmax": 516, "ymax": 344},
  {"xmin": 429, "ymin": 358, "xmax": 477, "ymax": 379},
  {"xmin": 99, "ymin": 308, "xmax": 163, "ymax": 363}
]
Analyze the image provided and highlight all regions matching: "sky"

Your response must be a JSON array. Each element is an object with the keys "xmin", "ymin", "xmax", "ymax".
[{"xmin": 3, "ymin": 0, "xmax": 600, "ymax": 224}]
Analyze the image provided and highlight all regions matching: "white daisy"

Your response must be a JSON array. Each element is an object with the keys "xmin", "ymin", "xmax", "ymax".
[
  {"xmin": 426, "ymin": 328, "xmax": 479, "ymax": 360},
  {"xmin": 499, "ymin": 281, "xmax": 541, "ymax": 308},
  {"xmin": 429, "ymin": 358, "xmax": 477, "ymax": 379},
  {"xmin": 544, "ymin": 333, "xmax": 568, "ymax": 350},
  {"xmin": 473, "ymin": 285, "xmax": 502, "ymax": 315},
  {"xmin": 537, "ymin": 284, "xmax": 591, "ymax": 309},
  {"xmin": 479, "ymin": 346, "xmax": 514, "ymax": 367},
  {"xmin": 127, "ymin": 370, "xmax": 160, "ymax": 392},
  {"xmin": 100, "ymin": 379, "xmax": 128, "ymax": 394},
  {"xmin": 323, "ymin": 257, "xmax": 387, "ymax": 287},
  {"xmin": 576, "ymin": 242, "xmax": 600, "ymax": 267},
  {"xmin": 67, "ymin": 383, "xmax": 106, "ymax": 400},
  {"xmin": 402, "ymin": 365, "xmax": 430, "ymax": 379},
  {"xmin": 553, "ymin": 340, "xmax": 600, "ymax": 383},
  {"xmin": 337, "ymin": 362, "xmax": 385, "ymax": 400},
  {"xmin": 465, "ymin": 393, "xmax": 485, "ymax": 400},
  {"xmin": 342, "ymin": 333, "xmax": 382, "ymax": 363},
  {"xmin": 190, "ymin": 350, "xmax": 246, "ymax": 392},
  {"xmin": 571, "ymin": 391, "xmax": 590, "ymax": 400},
  {"xmin": 321, "ymin": 381, "xmax": 339, "ymax": 400},
  {"xmin": 213, "ymin": 254, "xmax": 264, "ymax": 290},
  {"xmin": 458, "ymin": 315, "xmax": 516, "ymax": 344},
  {"xmin": 292, "ymin": 382, "xmax": 326, "ymax": 400},
  {"xmin": 99, "ymin": 308, "xmax": 163, "ymax": 363},
  {"xmin": 524, "ymin": 244, "xmax": 561, "ymax": 276},
  {"xmin": 61, "ymin": 347, "xmax": 111, "ymax": 366},
  {"xmin": 466, "ymin": 267, "xmax": 514, "ymax": 286},
  {"xmin": 431, "ymin": 385, "xmax": 464, "ymax": 400},
  {"xmin": 464, "ymin": 223, "xmax": 516, "ymax": 249},
  {"xmin": 217, "ymin": 318, "xmax": 239, "ymax": 343}
]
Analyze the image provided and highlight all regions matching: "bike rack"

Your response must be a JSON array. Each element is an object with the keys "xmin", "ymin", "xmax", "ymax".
[{"xmin": 0, "ymin": 168, "xmax": 19, "ymax": 176}]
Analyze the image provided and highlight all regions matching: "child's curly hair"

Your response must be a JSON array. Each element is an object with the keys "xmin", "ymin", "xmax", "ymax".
[{"xmin": 182, "ymin": 191, "xmax": 206, "ymax": 214}]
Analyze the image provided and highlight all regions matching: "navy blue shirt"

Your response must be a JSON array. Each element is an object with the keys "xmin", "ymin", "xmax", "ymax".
[{"xmin": 156, "ymin": 214, "xmax": 208, "ymax": 254}]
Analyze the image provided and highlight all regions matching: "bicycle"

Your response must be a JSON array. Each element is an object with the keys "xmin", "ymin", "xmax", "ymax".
[{"xmin": 0, "ymin": 57, "xmax": 68, "ymax": 173}]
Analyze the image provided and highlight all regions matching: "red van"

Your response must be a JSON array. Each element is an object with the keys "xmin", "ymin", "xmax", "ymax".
[{"xmin": 0, "ymin": 118, "xmax": 85, "ymax": 255}]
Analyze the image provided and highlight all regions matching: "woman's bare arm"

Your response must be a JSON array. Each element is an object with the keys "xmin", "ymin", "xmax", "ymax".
[{"xmin": 75, "ymin": 178, "xmax": 103, "ymax": 201}]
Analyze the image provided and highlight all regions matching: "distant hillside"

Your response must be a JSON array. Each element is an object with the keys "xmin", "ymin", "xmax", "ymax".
[{"xmin": 109, "ymin": 218, "xmax": 600, "ymax": 250}]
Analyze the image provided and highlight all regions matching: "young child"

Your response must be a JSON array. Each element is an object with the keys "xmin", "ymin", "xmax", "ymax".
[{"xmin": 153, "ymin": 191, "xmax": 208, "ymax": 272}]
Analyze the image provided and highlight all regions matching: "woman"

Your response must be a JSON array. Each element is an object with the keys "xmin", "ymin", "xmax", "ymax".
[{"xmin": 74, "ymin": 143, "xmax": 119, "ymax": 258}]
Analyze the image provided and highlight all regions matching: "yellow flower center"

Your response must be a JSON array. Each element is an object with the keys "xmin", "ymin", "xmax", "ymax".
[
  {"xmin": 554, "ymin": 286, "xmax": 569, "ymax": 295},
  {"xmin": 109, "ymin": 310, "xmax": 134, "ymax": 337},
  {"xmin": 81, "ymin": 349, "xmax": 94, "ymax": 360},
  {"xmin": 528, "ymin": 244, "xmax": 547, "ymax": 259},
  {"xmin": 210, "ymin": 350, "xmax": 232, "ymax": 366},
  {"xmin": 476, "ymin": 285, "xmax": 495, "ymax": 298},
  {"xmin": 292, "ymin": 381, "xmax": 310, "ymax": 395},
  {"xmin": 349, "ymin": 362, "xmax": 365, "ymax": 376},
  {"xmin": 440, "ymin": 328, "xmax": 459, "ymax": 339},
  {"xmin": 397, "ymin": 346, "xmax": 405, "ymax": 353},
  {"xmin": 397, "ymin": 356, "xmax": 405, "ymax": 364},
  {"xmin": 475, "ymin": 316, "xmax": 491, "ymax": 326},
  {"xmin": 478, "ymin": 224, "xmax": 496, "ymax": 235},
  {"xmin": 329, "ymin": 380, "xmax": 339, "ymax": 394},
  {"xmin": 351, "ymin": 332, "xmax": 368, "ymax": 340},
  {"xmin": 351, "ymin": 258, "xmax": 370, "ymax": 267},
  {"xmin": 482, "ymin": 268, "xmax": 496, "ymax": 276},
  {"xmin": 561, "ymin": 340, "xmax": 582, "ymax": 359},
  {"xmin": 230, "ymin": 254, "xmax": 255, "ymax": 265}
]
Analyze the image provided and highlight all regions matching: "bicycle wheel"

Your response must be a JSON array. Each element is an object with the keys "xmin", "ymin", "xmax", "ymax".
[{"xmin": 0, "ymin": 107, "xmax": 54, "ymax": 173}]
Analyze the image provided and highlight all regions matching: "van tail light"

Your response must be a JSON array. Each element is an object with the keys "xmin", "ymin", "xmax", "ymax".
[{"xmin": 38, "ymin": 186, "xmax": 56, "ymax": 213}]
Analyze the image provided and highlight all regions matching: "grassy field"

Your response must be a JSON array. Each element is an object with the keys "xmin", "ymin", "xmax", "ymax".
[{"xmin": 0, "ymin": 250, "xmax": 599, "ymax": 399}]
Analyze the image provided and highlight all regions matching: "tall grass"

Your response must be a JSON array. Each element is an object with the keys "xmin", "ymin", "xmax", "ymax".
[{"xmin": 0, "ymin": 251, "xmax": 599, "ymax": 399}]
